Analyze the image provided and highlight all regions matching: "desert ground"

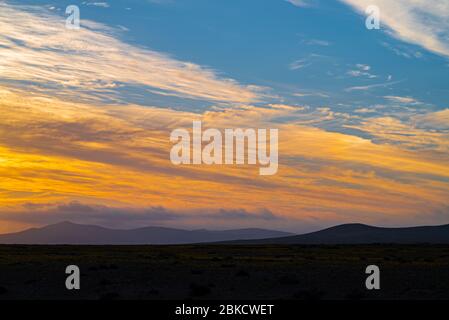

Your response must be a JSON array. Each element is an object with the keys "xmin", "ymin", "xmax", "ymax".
[{"xmin": 0, "ymin": 244, "xmax": 448, "ymax": 300}]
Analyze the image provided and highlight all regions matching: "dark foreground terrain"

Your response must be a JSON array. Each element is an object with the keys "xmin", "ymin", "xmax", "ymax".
[{"xmin": 0, "ymin": 245, "xmax": 448, "ymax": 300}]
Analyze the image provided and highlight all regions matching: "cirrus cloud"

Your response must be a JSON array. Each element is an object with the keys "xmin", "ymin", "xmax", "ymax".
[
  {"xmin": 0, "ymin": 3, "xmax": 264, "ymax": 105},
  {"xmin": 340, "ymin": 0, "xmax": 449, "ymax": 58}
]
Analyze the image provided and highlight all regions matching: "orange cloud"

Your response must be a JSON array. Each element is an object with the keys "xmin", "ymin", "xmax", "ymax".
[{"xmin": 1, "ymin": 87, "xmax": 449, "ymax": 232}]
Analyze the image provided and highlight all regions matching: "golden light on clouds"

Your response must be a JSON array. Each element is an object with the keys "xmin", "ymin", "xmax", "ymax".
[
  {"xmin": 1, "ymin": 2, "xmax": 448, "ymax": 233},
  {"xmin": 1, "ymin": 87, "xmax": 449, "ymax": 232}
]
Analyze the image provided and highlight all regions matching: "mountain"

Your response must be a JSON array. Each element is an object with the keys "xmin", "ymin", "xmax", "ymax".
[
  {"xmin": 0, "ymin": 221, "xmax": 293, "ymax": 245},
  {"xmin": 223, "ymin": 223, "xmax": 449, "ymax": 244},
  {"xmin": 2, "ymin": 222, "xmax": 449, "ymax": 245}
]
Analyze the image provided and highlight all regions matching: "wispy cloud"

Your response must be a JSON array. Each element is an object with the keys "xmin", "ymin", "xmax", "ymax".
[
  {"xmin": 293, "ymin": 92, "xmax": 329, "ymax": 98},
  {"xmin": 346, "ymin": 114, "xmax": 449, "ymax": 152},
  {"xmin": 1, "ymin": 2, "xmax": 449, "ymax": 234},
  {"xmin": 414, "ymin": 109, "xmax": 449, "ymax": 131},
  {"xmin": 289, "ymin": 59, "xmax": 311, "ymax": 70},
  {"xmin": 384, "ymin": 96, "xmax": 418, "ymax": 104},
  {"xmin": 2, "ymin": 88, "xmax": 449, "ymax": 233},
  {"xmin": 340, "ymin": 0, "xmax": 449, "ymax": 58},
  {"xmin": 303, "ymin": 39, "xmax": 331, "ymax": 46},
  {"xmin": 289, "ymin": 54, "xmax": 327, "ymax": 71},
  {"xmin": 285, "ymin": 0, "xmax": 310, "ymax": 8},
  {"xmin": 0, "ymin": 3, "xmax": 263, "ymax": 104},
  {"xmin": 345, "ymin": 80, "xmax": 403, "ymax": 92},
  {"xmin": 381, "ymin": 42, "xmax": 424, "ymax": 59},
  {"xmin": 0, "ymin": 201, "xmax": 280, "ymax": 230},
  {"xmin": 347, "ymin": 64, "xmax": 377, "ymax": 79},
  {"xmin": 83, "ymin": 2, "xmax": 110, "ymax": 8}
]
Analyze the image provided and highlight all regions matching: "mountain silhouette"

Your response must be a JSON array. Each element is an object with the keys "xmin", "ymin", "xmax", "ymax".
[
  {"xmin": 0, "ymin": 221, "xmax": 292, "ymax": 244},
  {"xmin": 222, "ymin": 223, "xmax": 449, "ymax": 244},
  {"xmin": 2, "ymin": 222, "xmax": 449, "ymax": 245}
]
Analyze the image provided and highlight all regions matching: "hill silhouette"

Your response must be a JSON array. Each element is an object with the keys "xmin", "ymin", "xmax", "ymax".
[
  {"xmin": 223, "ymin": 223, "xmax": 449, "ymax": 244},
  {"xmin": 0, "ymin": 221, "xmax": 292, "ymax": 244},
  {"xmin": 2, "ymin": 222, "xmax": 449, "ymax": 245}
]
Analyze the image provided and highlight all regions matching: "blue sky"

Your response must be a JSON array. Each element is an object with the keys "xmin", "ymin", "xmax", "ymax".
[{"xmin": 8, "ymin": 0, "xmax": 449, "ymax": 113}]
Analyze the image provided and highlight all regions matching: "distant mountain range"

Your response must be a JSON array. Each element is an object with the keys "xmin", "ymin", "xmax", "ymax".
[
  {"xmin": 0, "ymin": 221, "xmax": 292, "ymax": 245},
  {"xmin": 223, "ymin": 223, "xmax": 449, "ymax": 244},
  {"xmin": 1, "ymin": 222, "xmax": 449, "ymax": 245}
]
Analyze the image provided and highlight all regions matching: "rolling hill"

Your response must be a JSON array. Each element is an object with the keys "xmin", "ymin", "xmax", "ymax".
[
  {"xmin": 0, "ymin": 221, "xmax": 292, "ymax": 244},
  {"xmin": 2, "ymin": 222, "xmax": 449, "ymax": 245},
  {"xmin": 224, "ymin": 223, "xmax": 449, "ymax": 244}
]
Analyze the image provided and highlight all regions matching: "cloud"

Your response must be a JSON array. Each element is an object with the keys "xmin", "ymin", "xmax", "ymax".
[
  {"xmin": 340, "ymin": 0, "xmax": 449, "ymax": 58},
  {"xmin": 355, "ymin": 108, "xmax": 376, "ymax": 114},
  {"xmin": 0, "ymin": 201, "xmax": 281, "ymax": 230},
  {"xmin": 345, "ymin": 80, "xmax": 403, "ymax": 92},
  {"xmin": 0, "ymin": 3, "xmax": 263, "ymax": 104},
  {"xmin": 347, "ymin": 64, "xmax": 377, "ymax": 79},
  {"xmin": 381, "ymin": 42, "xmax": 424, "ymax": 59},
  {"xmin": 289, "ymin": 59, "xmax": 311, "ymax": 70},
  {"xmin": 1, "ymin": 3, "xmax": 449, "ymax": 233},
  {"xmin": 289, "ymin": 54, "xmax": 328, "ymax": 71},
  {"xmin": 346, "ymin": 114, "xmax": 449, "ymax": 152},
  {"xmin": 293, "ymin": 92, "xmax": 329, "ymax": 98},
  {"xmin": 286, "ymin": 0, "xmax": 310, "ymax": 8},
  {"xmin": 83, "ymin": 2, "xmax": 110, "ymax": 8},
  {"xmin": 2, "ymin": 88, "xmax": 449, "ymax": 233},
  {"xmin": 357, "ymin": 64, "xmax": 370, "ymax": 71},
  {"xmin": 413, "ymin": 109, "xmax": 449, "ymax": 131},
  {"xmin": 384, "ymin": 96, "xmax": 418, "ymax": 104},
  {"xmin": 303, "ymin": 39, "xmax": 331, "ymax": 46}
]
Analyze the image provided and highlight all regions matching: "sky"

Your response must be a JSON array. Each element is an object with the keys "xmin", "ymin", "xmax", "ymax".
[{"xmin": 0, "ymin": 0, "xmax": 448, "ymax": 233}]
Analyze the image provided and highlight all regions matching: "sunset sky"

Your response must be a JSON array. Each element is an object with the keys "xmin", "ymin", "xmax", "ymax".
[{"xmin": 0, "ymin": 0, "xmax": 448, "ymax": 233}]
